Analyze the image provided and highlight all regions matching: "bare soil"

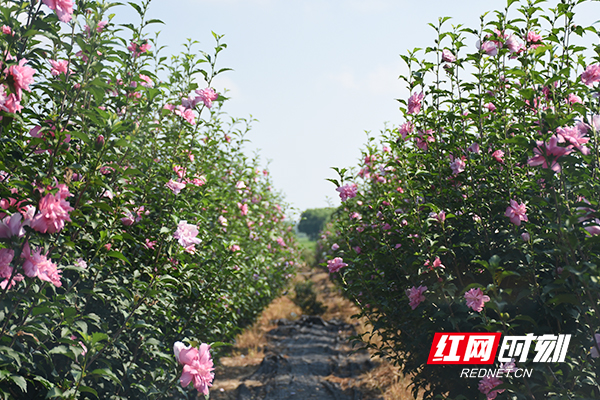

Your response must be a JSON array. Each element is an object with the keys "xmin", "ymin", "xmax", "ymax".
[{"xmin": 208, "ymin": 266, "xmax": 419, "ymax": 400}]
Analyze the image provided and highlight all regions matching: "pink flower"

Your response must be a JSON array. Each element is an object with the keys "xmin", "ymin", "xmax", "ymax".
[
  {"xmin": 407, "ymin": 92, "xmax": 424, "ymax": 114},
  {"xmin": 491, "ymin": 149, "xmax": 504, "ymax": 163},
  {"xmin": 584, "ymin": 219, "xmax": 600, "ymax": 236},
  {"xmin": 276, "ymin": 237, "xmax": 286, "ymax": 247},
  {"xmin": 139, "ymin": 74, "xmax": 153, "ymax": 88},
  {"xmin": 0, "ymin": 248, "xmax": 15, "ymax": 278},
  {"xmin": 22, "ymin": 243, "xmax": 62, "ymax": 287},
  {"xmin": 121, "ymin": 209, "xmax": 135, "ymax": 226},
  {"xmin": 188, "ymin": 175, "xmax": 207, "ymax": 187},
  {"xmin": 336, "ymin": 183, "xmax": 358, "ymax": 202},
  {"xmin": 449, "ymin": 156, "xmax": 466, "ymax": 175},
  {"xmin": 2, "ymin": 25, "xmax": 13, "ymax": 35},
  {"xmin": 3, "ymin": 93, "xmax": 22, "ymax": 113},
  {"xmin": 166, "ymin": 179, "xmax": 186, "ymax": 194},
  {"xmin": 174, "ymin": 342, "xmax": 215, "ymax": 396},
  {"xmin": 556, "ymin": 125, "xmax": 590, "ymax": 155},
  {"xmin": 174, "ymin": 106, "xmax": 196, "ymax": 124},
  {"xmin": 406, "ymin": 285, "xmax": 427, "ymax": 310},
  {"xmin": 238, "ymin": 202, "xmax": 248, "ymax": 216},
  {"xmin": 127, "ymin": 41, "xmax": 151, "ymax": 57},
  {"xmin": 30, "ymin": 184, "xmax": 74, "ymax": 234},
  {"xmin": 432, "ymin": 257, "xmax": 445, "ymax": 269},
  {"xmin": 468, "ymin": 142, "xmax": 480, "ymax": 154},
  {"xmin": 0, "ymin": 212, "xmax": 25, "ymax": 238},
  {"xmin": 483, "ymin": 102, "xmax": 496, "ymax": 112},
  {"xmin": 505, "ymin": 199, "xmax": 528, "ymax": 226},
  {"xmin": 478, "ymin": 376, "xmax": 504, "ymax": 400},
  {"xmin": 527, "ymin": 136, "xmax": 572, "ymax": 173},
  {"xmin": 441, "ymin": 49, "xmax": 456, "ymax": 63},
  {"xmin": 0, "ymin": 248, "xmax": 22, "ymax": 290},
  {"xmin": 173, "ymin": 165, "xmax": 187, "ymax": 179},
  {"xmin": 478, "ymin": 40, "xmax": 499, "ymax": 56},
  {"xmin": 591, "ymin": 333, "xmax": 600, "ymax": 358},
  {"xmin": 527, "ymin": 31, "xmax": 542, "ymax": 44},
  {"xmin": 398, "ymin": 121, "xmax": 413, "ymax": 140},
  {"xmin": 353, "ymin": 246, "xmax": 361, "ymax": 254},
  {"xmin": 429, "ymin": 211, "xmax": 446, "ymax": 223},
  {"xmin": 195, "ymin": 88, "xmax": 219, "ymax": 108},
  {"xmin": 6, "ymin": 59, "xmax": 35, "ymax": 100},
  {"xmin": 415, "ymin": 130, "xmax": 435, "ymax": 151},
  {"xmin": 49, "ymin": 60, "xmax": 69, "ymax": 76},
  {"xmin": 235, "ymin": 181, "xmax": 246, "ymax": 190},
  {"xmin": 42, "ymin": 0, "xmax": 73, "ymax": 23},
  {"xmin": 74, "ymin": 258, "xmax": 87, "ymax": 269},
  {"xmin": 464, "ymin": 287, "xmax": 490, "ymax": 312},
  {"xmin": 144, "ymin": 239, "xmax": 157, "ymax": 249},
  {"xmin": 581, "ymin": 64, "xmax": 600, "ymax": 86},
  {"xmin": 567, "ymin": 93, "xmax": 582, "ymax": 104},
  {"xmin": 521, "ymin": 232, "xmax": 530, "ymax": 241},
  {"xmin": 505, "ymin": 35, "xmax": 525, "ymax": 55},
  {"xmin": 331, "ymin": 243, "xmax": 339, "ymax": 251},
  {"xmin": 173, "ymin": 220, "xmax": 201, "ymax": 253},
  {"xmin": 327, "ymin": 257, "xmax": 347, "ymax": 273},
  {"xmin": 97, "ymin": 21, "xmax": 108, "ymax": 32}
]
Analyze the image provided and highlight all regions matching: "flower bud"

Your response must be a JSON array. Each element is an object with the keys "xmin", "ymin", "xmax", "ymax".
[{"xmin": 95, "ymin": 135, "xmax": 105, "ymax": 150}]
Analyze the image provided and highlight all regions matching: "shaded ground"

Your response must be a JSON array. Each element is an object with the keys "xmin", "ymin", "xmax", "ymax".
[
  {"xmin": 233, "ymin": 315, "xmax": 376, "ymax": 400},
  {"xmin": 209, "ymin": 264, "xmax": 418, "ymax": 400}
]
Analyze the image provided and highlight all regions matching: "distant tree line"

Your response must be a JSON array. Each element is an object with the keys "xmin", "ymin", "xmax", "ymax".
[{"xmin": 297, "ymin": 208, "xmax": 335, "ymax": 240}]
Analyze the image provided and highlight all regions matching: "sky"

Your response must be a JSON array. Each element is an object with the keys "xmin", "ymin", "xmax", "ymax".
[{"xmin": 113, "ymin": 0, "xmax": 597, "ymax": 220}]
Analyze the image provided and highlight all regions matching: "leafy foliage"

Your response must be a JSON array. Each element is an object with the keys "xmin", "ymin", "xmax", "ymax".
[
  {"xmin": 0, "ymin": 1, "xmax": 298, "ymax": 398},
  {"xmin": 323, "ymin": 1, "xmax": 600, "ymax": 398}
]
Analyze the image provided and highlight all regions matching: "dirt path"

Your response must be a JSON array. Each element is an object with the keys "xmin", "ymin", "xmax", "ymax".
[
  {"xmin": 209, "ymin": 266, "xmax": 415, "ymax": 400},
  {"xmin": 234, "ymin": 315, "xmax": 375, "ymax": 400}
]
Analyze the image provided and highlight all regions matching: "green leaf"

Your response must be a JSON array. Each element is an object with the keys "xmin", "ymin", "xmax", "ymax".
[
  {"xmin": 9, "ymin": 375, "xmax": 27, "ymax": 392},
  {"xmin": 91, "ymin": 368, "xmax": 120, "ymax": 384},
  {"xmin": 69, "ymin": 131, "xmax": 91, "ymax": 144},
  {"xmin": 107, "ymin": 251, "xmax": 130, "ymax": 265}
]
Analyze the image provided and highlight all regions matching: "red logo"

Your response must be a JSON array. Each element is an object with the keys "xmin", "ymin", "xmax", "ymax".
[{"xmin": 427, "ymin": 332, "xmax": 502, "ymax": 364}]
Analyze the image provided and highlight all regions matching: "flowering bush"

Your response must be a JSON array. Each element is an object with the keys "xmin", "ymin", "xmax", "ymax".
[
  {"xmin": 323, "ymin": 1, "xmax": 600, "ymax": 398},
  {"xmin": 0, "ymin": 1, "xmax": 297, "ymax": 398}
]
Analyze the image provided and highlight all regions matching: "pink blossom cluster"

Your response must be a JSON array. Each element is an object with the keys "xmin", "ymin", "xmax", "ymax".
[
  {"xmin": 441, "ymin": 49, "xmax": 455, "ymax": 63},
  {"xmin": 1, "ymin": 58, "xmax": 35, "ymax": 113},
  {"xmin": 173, "ymin": 220, "xmax": 201, "ymax": 254},
  {"xmin": 31, "ymin": 184, "xmax": 74, "ymax": 234},
  {"xmin": 407, "ymin": 92, "xmax": 424, "ymax": 114},
  {"xmin": 415, "ymin": 130, "xmax": 434, "ymax": 151},
  {"xmin": 327, "ymin": 257, "xmax": 347, "ymax": 273},
  {"xmin": 22, "ymin": 243, "xmax": 62, "ymax": 287},
  {"xmin": 464, "ymin": 287, "xmax": 490, "ymax": 312},
  {"xmin": 505, "ymin": 199, "xmax": 527, "ymax": 226},
  {"xmin": 398, "ymin": 121, "xmax": 413, "ymax": 140},
  {"xmin": 173, "ymin": 342, "xmax": 214, "ymax": 396},
  {"xmin": 0, "ymin": 248, "xmax": 22, "ymax": 290},
  {"xmin": 49, "ymin": 59, "xmax": 70, "ymax": 76},
  {"xmin": 478, "ymin": 375, "xmax": 504, "ymax": 400},
  {"xmin": 581, "ymin": 64, "xmax": 600, "ymax": 86},
  {"xmin": 449, "ymin": 155, "xmax": 466, "ymax": 175},
  {"xmin": 336, "ymin": 183, "xmax": 358, "ymax": 202},
  {"xmin": 127, "ymin": 41, "xmax": 151, "ymax": 57},
  {"xmin": 527, "ymin": 135, "xmax": 572, "ymax": 173},
  {"xmin": 406, "ymin": 285, "xmax": 427, "ymax": 310},
  {"xmin": 42, "ymin": 0, "xmax": 74, "ymax": 23}
]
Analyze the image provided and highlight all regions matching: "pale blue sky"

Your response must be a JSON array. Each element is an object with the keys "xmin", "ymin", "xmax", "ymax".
[{"xmin": 114, "ymin": 0, "xmax": 597, "ymax": 219}]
